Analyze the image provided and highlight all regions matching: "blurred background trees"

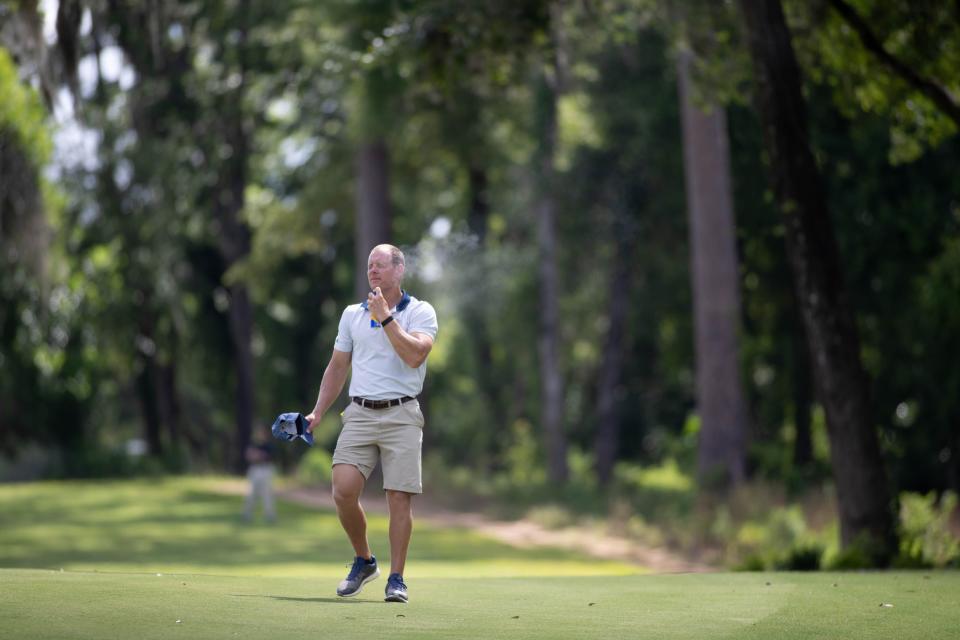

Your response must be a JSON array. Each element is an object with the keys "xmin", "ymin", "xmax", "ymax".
[{"xmin": 1, "ymin": 0, "xmax": 958, "ymax": 566}]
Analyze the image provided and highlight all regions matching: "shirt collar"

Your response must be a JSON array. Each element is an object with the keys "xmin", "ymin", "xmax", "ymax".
[{"xmin": 360, "ymin": 289, "xmax": 411, "ymax": 312}]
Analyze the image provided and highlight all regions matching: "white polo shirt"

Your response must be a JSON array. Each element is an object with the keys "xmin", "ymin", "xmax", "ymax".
[{"xmin": 334, "ymin": 291, "xmax": 438, "ymax": 400}]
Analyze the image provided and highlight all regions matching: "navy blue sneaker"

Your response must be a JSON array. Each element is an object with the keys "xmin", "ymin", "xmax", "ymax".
[
  {"xmin": 337, "ymin": 556, "xmax": 380, "ymax": 597},
  {"xmin": 384, "ymin": 573, "xmax": 408, "ymax": 603}
]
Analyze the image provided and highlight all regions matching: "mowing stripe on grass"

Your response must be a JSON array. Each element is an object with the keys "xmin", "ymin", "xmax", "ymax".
[
  {"xmin": 1, "ymin": 569, "xmax": 957, "ymax": 640},
  {"xmin": 0, "ymin": 477, "xmax": 638, "ymax": 577}
]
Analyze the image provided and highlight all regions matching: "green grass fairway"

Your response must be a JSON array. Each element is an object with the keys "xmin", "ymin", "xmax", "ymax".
[
  {"xmin": 2, "ymin": 569, "xmax": 957, "ymax": 639},
  {"xmin": 1, "ymin": 478, "xmax": 958, "ymax": 639},
  {"xmin": 0, "ymin": 477, "xmax": 633, "ymax": 577}
]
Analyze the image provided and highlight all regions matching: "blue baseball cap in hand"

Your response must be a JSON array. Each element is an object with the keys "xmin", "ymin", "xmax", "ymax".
[{"xmin": 271, "ymin": 412, "xmax": 314, "ymax": 446}]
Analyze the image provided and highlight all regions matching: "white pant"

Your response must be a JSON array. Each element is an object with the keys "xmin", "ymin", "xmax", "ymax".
[{"xmin": 244, "ymin": 464, "xmax": 276, "ymax": 521}]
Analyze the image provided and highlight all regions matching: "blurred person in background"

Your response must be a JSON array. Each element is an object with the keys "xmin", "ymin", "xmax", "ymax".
[{"xmin": 243, "ymin": 426, "xmax": 277, "ymax": 523}]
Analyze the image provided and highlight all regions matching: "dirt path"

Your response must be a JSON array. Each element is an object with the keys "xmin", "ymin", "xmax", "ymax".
[{"xmin": 216, "ymin": 479, "xmax": 712, "ymax": 573}]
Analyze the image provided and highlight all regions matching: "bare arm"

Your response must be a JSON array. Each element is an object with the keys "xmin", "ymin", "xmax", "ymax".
[
  {"xmin": 382, "ymin": 322, "xmax": 434, "ymax": 369},
  {"xmin": 367, "ymin": 287, "xmax": 435, "ymax": 368},
  {"xmin": 305, "ymin": 348, "xmax": 352, "ymax": 432}
]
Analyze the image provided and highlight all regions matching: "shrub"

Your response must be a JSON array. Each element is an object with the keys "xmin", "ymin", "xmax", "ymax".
[
  {"xmin": 898, "ymin": 491, "xmax": 960, "ymax": 568},
  {"xmin": 526, "ymin": 504, "xmax": 575, "ymax": 530},
  {"xmin": 775, "ymin": 543, "xmax": 823, "ymax": 571},
  {"xmin": 715, "ymin": 501, "xmax": 821, "ymax": 569},
  {"xmin": 296, "ymin": 447, "xmax": 333, "ymax": 485},
  {"xmin": 828, "ymin": 544, "xmax": 874, "ymax": 570},
  {"xmin": 827, "ymin": 533, "xmax": 892, "ymax": 570},
  {"xmin": 733, "ymin": 554, "xmax": 766, "ymax": 571},
  {"xmin": 611, "ymin": 458, "xmax": 696, "ymax": 522},
  {"xmin": 891, "ymin": 551, "xmax": 932, "ymax": 569},
  {"xmin": 625, "ymin": 514, "xmax": 666, "ymax": 547}
]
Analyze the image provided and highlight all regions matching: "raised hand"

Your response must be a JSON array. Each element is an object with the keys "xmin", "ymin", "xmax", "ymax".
[{"xmin": 367, "ymin": 286, "xmax": 391, "ymax": 322}]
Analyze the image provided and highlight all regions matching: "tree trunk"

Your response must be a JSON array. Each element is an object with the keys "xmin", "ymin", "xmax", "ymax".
[
  {"xmin": 134, "ymin": 296, "xmax": 165, "ymax": 457},
  {"xmin": 594, "ymin": 205, "xmax": 631, "ymax": 485},
  {"xmin": 0, "ymin": 130, "xmax": 47, "ymax": 275},
  {"xmin": 738, "ymin": 0, "xmax": 897, "ymax": 563},
  {"xmin": 157, "ymin": 359, "xmax": 181, "ymax": 454},
  {"xmin": 227, "ymin": 283, "xmax": 255, "ymax": 472},
  {"xmin": 214, "ymin": 91, "xmax": 256, "ymax": 474},
  {"xmin": 676, "ymin": 49, "xmax": 749, "ymax": 490},
  {"xmin": 354, "ymin": 138, "xmax": 392, "ymax": 298},
  {"xmin": 212, "ymin": 2, "xmax": 257, "ymax": 474},
  {"xmin": 951, "ymin": 425, "xmax": 960, "ymax": 494},
  {"xmin": 465, "ymin": 163, "xmax": 507, "ymax": 447},
  {"xmin": 135, "ymin": 357, "xmax": 163, "ymax": 458},
  {"xmin": 535, "ymin": 75, "xmax": 568, "ymax": 484},
  {"xmin": 792, "ymin": 316, "xmax": 813, "ymax": 467},
  {"xmin": 533, "ymin": 2, "xmax": 570, "ymax": 484},
  {"xmin": 467, "ymin": 165, "xmax": 490, "ymax": 244},
  {"xmin": 948, "ymin": 409, "xmax": 960, "ymax": 493},
  {"xmin": 0, "ymin": 130, "xmax": 47, "ymax": 457}
]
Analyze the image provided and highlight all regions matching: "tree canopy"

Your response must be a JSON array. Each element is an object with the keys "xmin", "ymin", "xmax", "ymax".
[{"xmin": 1, "ymin": 0, "xmax": 958, "ymax": 563}]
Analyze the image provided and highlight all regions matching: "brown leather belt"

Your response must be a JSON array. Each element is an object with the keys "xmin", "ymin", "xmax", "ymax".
[{"xmin": 352, "ymin": 396, "xmax": 415, "ymax": 410}]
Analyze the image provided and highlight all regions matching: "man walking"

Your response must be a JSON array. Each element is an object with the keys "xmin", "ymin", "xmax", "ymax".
[{"xmin": 306, "ymin": 244, "xmax": 438, "ymax": 603}]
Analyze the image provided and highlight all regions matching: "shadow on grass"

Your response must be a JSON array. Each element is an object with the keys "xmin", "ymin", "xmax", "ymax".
[
  {"xmin": 0, "ymin": 477, "xmax": 592, "ymax": 571},
  {"xmin": 230, "ymin": 594, "xmax": 376, "ymax": 605}
]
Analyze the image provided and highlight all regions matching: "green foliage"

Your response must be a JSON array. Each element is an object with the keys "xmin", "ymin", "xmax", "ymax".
[
  {"xmin": 713, "ymin": 502, "xmax": 810, "ymax": 568},
  {"xmin": 502, "ymin": 418, "xmax": 547, "ymax": 489},
  {"xmin": 0, "ymin": 47, "xmax": 50, "ymax": 166},
  {"xmin": 789, "ymin": 0, "xmax": 960, "ymax": 163},
  {"xmin": 827, "ymin": 531, "xmax": 894, "ymax": 570},
  {"xmin": 828, "ymin": 542, "xmax": 876, "ymax": 570},
  {"xmin": 525, "ymin": 504, "xmax": 577, "ymax": 530},
  {"xmin": 42, "ymin": 446, "xmax": 187, "ymax": 480},
  {"xmin": 295, "ymin": 447, "xmax": 334, "ymax": 486},
  {"xmin": 733, "ymin": 554, "xmax": 766, "ymax": 572},
  {"xmin": 639, "ymin": 460, "xmax": 693, "ymax": 498},
  {"xmin": 774, "ymin": 543, "xmax": 824, "ymax": 571},
  {"xmin": 690, "ymin": 483, "xmax": 842, "ymax": 570},
  {"xmin": 897, "ymin": 491, "xmax": 960, "ymax": 568},
  {"xmin": 0, "ymin": 46, "xmax": 102, "ymax": 464}
]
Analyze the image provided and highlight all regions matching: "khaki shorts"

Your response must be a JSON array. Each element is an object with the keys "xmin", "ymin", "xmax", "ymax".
[{"xmin": 332, "ymin": 400, "xmax": 425, "ymax": 493}]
